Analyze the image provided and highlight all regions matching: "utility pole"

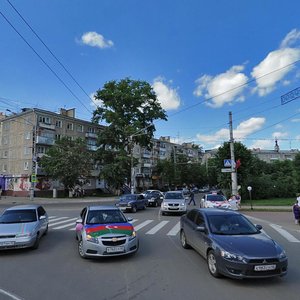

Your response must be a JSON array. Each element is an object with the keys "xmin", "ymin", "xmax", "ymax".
[
  {"xmin": 130, "ymin": 136, "xmax": 135, "ymax": 194},
  {"xmin": 229, "ymin": 112, "xmax": 238, "ymax": 196}
]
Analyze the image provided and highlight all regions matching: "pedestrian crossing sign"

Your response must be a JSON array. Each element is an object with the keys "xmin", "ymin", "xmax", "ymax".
[{"xmin": 224, "ymin": 159, "xmax": 232, "ymax": 167}]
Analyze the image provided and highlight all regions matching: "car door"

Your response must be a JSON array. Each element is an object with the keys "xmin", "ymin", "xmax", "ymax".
[
  {"xmin": 192, "ymin": 212, "xmax": 208, "ymax": 257},
  {"xmin": 137, "ymin": 195, "xmax": 145, "ymax": 209},
  {"xmin": 37, "ymin": 206, "xmax": 48, "ymax": 233},
  {"xmin": 183, "ymin": 210, "xmax": 198, "ymax": 248}
]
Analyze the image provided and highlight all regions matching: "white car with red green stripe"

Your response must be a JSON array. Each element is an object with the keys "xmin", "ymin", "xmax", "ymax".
[{"xmin": 75, "ymin": 206, "xmax": 139, "ymax": 258}]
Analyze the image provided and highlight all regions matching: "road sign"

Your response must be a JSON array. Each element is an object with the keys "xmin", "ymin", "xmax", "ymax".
[
  {"xmin": 224, "ymin": 159, "xmax": 231, "ymax": 167},
  {"xmin": 221, "ymin": 168, "xmax": 232, "ymax": 173}
]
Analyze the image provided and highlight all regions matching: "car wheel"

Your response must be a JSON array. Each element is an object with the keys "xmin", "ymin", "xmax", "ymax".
[
  {"xmin": 131, "ymin": 206, "xmax": 137, "ymax": 213},
  {"xmin": 43, "ymin": 224, "xmax": 48, "ymax": 236},
  {"xmin": 207, "ymin": 250, "xmax": 221, "ymax": 278},
  {"xmin": 78, "ymin": 239, "xmax": 87, "ymax": 259},
  {"xmin": 180, "ymin": 230, "xmax": 191, "ymax": 249},
  {"xmin": 32, "ymin": 233, "xmax": 40, "ymax": 250},
  {"xmin": 155, "ymin": 201, "xmax": 158, "ymax": 207}
]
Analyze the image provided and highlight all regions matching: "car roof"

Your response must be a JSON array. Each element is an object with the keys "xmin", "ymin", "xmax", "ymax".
[
  {"xmin": 198, "ymin": 208, "xmax": 240, "ymax": 216},
  {"xmin": 6, "ymin": 204, "xmax": 41, "ymax": 210},
  {"xmin": 88, "ymin": 205, "xmax": 120, "ymax": 211},
  {"xmin": 166, "ymin": 190, "xmax": 183, "ymax": 193}
]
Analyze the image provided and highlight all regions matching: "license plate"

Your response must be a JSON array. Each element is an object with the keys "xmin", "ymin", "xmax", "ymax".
[
  {"xmin": 0, "ymin": 241, "xmax": 15, "ymax": 246},
  {"xmin": 106, "ymin": 246, "xmax": 125, "ymax": 253},
  {"xmin": 148, "ymin": 199, "xmax": 154, "ymax": 202},
  {"xmin": 119, "ymin": 207, "xmax": 127, "ymax": 210},
  {"xmin": 254, "ymin": 264, "xmax": 276, "ymax": 271}
]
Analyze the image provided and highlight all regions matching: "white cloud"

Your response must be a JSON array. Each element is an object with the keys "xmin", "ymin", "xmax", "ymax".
[
  {"xmin": 89, "ymin": 92, "xmax": 103, "ymax": 108},
  {"xmin": 152, "ymin": 78, "xmax": 181, "ymax": 110},
  {"xmin": 272, "ymin": 131, "xmax": 288, "ymax": 139},
  {"xmin": 194, "ymin": 65, "xmax": 248, "ymax": 108},
  {"xmin": 280, "ymin": 29, "xmax": 300, "ymax": 48},
  {"xmin": 291, "ymin": 118, "xmax": 300, "ymax": 122},
  {"xmin": 250, "ymin": 140, "xmax": 273, "ymax": 150},
  {"xmin": 196, "ymin": 117, "xmax": 265, "ymax": 145},
  {"xmin": 251, "ymin": 48, "xmax": 300, "ymax": 96},
  {"xmin": 80, "ymin": 31, "xmax": 114, "ymax": 49}
]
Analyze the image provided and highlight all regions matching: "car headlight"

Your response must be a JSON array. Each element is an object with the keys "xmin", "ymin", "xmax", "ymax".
[
  {"xmin": 180, "ymin": 202, "xmax": 186, "ymax": 206},
  {"xmin": 163, "ymin": 203, "xmax": 168, "ymax": 207},
  {"xmin": 127, "ymin": 202, "xmax": 133, "ymax": 207},
  {"xmin": 129, "ymin": 231, "xmax": 137, "ymax": 241},
  {"xmin": 221, "ymin": 250, "xmax": 246, "ymax": 262},
  {"xmin": 86, "ymin": 234, "xmax": 99, "ymax": 244},
  {"xmin": 278, "ymin": 250, "xmax": 287, "ymax": 259},
  {"xmin": 16, "ymin": 233, "xmax": 32, "ymax": 238}
]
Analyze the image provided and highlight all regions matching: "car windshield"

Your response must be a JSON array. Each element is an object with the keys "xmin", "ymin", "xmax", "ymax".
[
  {"xmin": 207, "ymin": 214, "xmax": 259, "ymax": 235},
  {"xmin": 165, "ymin": 193, "xmax": 184, "ymax": 199},
  {"xmin": 120, "ymin": 195, "xmax": 137, "ymax": 201},
  {"xmin": 0, "ymin": 209, "xmax": 37, "ymax": 223},
  {"xmin": 145, "ymin": 192, "xmax": 159, "ymax": 198},
  {"xmin": 206, "ymin": 194, "xmax": 226, "ymax": 202},
  {"xmin": 86, "ymin": 210, "xmax": 127, "ymax": 225}
]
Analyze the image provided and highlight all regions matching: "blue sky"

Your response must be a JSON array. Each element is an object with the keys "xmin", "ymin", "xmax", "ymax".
[{"xmin": 1, "ymin": 0, "xmax": 300, "ymax": 151}]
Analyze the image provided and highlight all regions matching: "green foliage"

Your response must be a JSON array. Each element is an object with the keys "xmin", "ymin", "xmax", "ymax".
[
  {"xmin": 39, "ymin": 137, "xmax": 93, "ymax": 189},
  {"xmin": 92, "ymin": 78, "xmax": 167, "ymax": 190}
]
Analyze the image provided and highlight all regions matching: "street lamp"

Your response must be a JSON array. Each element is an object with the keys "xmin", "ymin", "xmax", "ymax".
[
  {"xmin": 247, "ymin": 186, "xmax": 253, "ymax": 210},
  {"xmin": 6, "ymin": 109, "xmax": 37, "ymax": 200}
]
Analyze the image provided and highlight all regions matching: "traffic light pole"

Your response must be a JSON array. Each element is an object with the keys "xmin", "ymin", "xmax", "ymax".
[{"xmin": 229, "ymin": 112, "xmax": 238, "ymax": 196}]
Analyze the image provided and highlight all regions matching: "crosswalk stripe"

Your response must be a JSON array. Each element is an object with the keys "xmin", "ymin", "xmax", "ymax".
[
  {"xmin": 129, "ymin": 219, "xmax": 138, "ymax": 224},
  {"xmin": 269, "ymin": 224, "xmax": 300, "ymax": 243},
  {"xmin": 52, "ymin": 222, "xmax": 77, "ymax": 230},
  {"xmin": 48, "ymin": 216, "xmax": 57, "ymax": 219},
  {"xmin": 134, "ymin": 220, "xmax": 154, "ymax": 231},
  {"xmin": 49, "ymin": 218, "xmax": 77, "ymax": 227},
  {"xmin": 146, "ymin": 221, "xmax": 169, "ymax": 235},
  {"xmin": 49, "ymin": 217, "xmax": 69, "ymax": 223},
  {"xmin": 167, "ymin": 222, "xmax": 180, "ymax": 236}
]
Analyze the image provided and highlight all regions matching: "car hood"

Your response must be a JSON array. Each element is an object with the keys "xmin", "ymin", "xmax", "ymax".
[
  {"xmin": 118, "ymin": 199, "xmax": 135, "ymax": 203},
  {"xmin": 164, "ymin": 199, "xmax": 185, "ymax": 204},
  {"xmin": 85, "ymin": 222, "xmax": 134, "ymax": 237},
  {"xmin": 213, "ymin": 233, "xmax": 280, "ymax": 257},
  {"xmin": 0, "ymin": 223, "xmax": 37, "ymax": 235}
]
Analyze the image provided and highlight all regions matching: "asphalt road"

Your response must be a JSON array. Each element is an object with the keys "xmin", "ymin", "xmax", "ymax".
[{"xmin": 0, "ymin": 197, "xmax": 299, "ymax": 300}]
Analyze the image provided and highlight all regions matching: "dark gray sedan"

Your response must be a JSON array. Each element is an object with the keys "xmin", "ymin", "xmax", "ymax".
[
  {"xmin": 0, "ymin": 205, "xmax": 49, "ymax": 250},
  {"xmin": 180, "ymin": 208, "xmax": 288, "ymax": 279}
]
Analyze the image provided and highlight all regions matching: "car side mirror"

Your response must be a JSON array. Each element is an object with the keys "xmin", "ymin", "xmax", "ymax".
[
  {"xmin": 127, "ymin": 217, "xmax": 133, "ymax": 222},
  {"xmin": 39, "ymin": 215, "xmax": 46, "ymax": 220},
  {"xmin": 255, "ymin": 224, "xmax": 262, "ymax": 231}
]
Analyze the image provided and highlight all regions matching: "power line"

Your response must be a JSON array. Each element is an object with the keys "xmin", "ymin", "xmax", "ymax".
[
  {"xmin": 6, "ymin": 0, "xmax": 99, "ymax": 108},
  {"xmin": 0, "ymin": 9, "xmax": 92, "ymax": 114}
]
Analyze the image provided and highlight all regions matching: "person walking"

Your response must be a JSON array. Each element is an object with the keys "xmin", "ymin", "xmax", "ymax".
[
  {"xmin": 293, "ymin": 199, "xmax": 300, "ymax": 225},
  {"xmin": 188, "ymin": 190, "xmax": 196, "ymax": 205}
]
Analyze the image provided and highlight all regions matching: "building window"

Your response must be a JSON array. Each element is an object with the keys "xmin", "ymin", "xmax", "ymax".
[
  {"xmin": 88, "ymin": 127, "xmax": 96, "ymax": 133},
  {"xmin": 55, "ymin": 134, "xmax": 62, "ymax": 140},
  {"xmin": 24, "ymin": 131, "xmax": 31, "ymax": 140},
  {"xmin": 67, "ymin": 123, "xmax": 74, "ymax": 130},
  {"xmin": 3, "ymin": 151, "xmax": 8, "ymax": 158},
  {"xmin": 24, "ymin": 161, "xmax": 29, "ymax": 170},
  {"xmin": 77, "ymin": 124, "xmax": 84, "ymax": 132},
  {"xmin": 37, "ymin": 146, "xmax": 46, "ymax": 154},
  {"xmin": 39, "ymin": 116, "xmax": 51, "ymax": 124},
  {"xmin": 56, "ymin": 120, "xmax": 63, "ymax": 128},
  {"xmin": 24, "ymin": 147, "xmax": 31, "ymax": 156},
  {"xmin": 3, "ymin": 164, "xmax": 7, "ymax": 172}
]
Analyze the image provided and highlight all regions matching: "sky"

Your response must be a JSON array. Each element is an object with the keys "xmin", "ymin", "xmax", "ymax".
[{"xmin": 1, "ymin": 0, "xmax": 300, "ymax": 151}]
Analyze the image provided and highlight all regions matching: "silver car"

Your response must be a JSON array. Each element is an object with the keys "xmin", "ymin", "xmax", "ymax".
[
  {"xmin": 0, "ymin": 205, "xmax": 49, "ymax": 250},
  {"xmin": 161, "ymin": 191, "xmax": 187, "ymax": 215},
  {"xmin": 75, "ymin": 206, "xmax": 139, "ymax": 258}
]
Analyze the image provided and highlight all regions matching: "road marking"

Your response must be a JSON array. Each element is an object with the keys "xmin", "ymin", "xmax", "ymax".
[
  {"xmin": 134, "ymin": 220, "xmax": 154, "ymax": 231},
  {"xmin": 146, "ymin": 221, "xmax": 169, "ymax": 234},
  {"xmin": 129, "ymin": 219, "xmax": 138, "ymax": 224},
  {"xmin": 49, "ymin": 218, "xmax": 77, "ymax": 227},
  {"xmin": 269, "ymin": 224, "xmax": 300, "ymax": 243},
  {"xmin": 49, "ymin": 217, "xmax": 69, "ymax": 223},
  {"xmin": 167, "ymin": 222, "xmax": 180, "ymax": 236},
  {"xmin": 0, "ymin": 288, "xmax": 23, "ymax": 300},
  {"xmin": 48, "ymin": 216, "xmax": 57, "ymax": 219}
]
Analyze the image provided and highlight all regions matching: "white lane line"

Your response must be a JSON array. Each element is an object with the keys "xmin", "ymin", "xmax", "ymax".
[
  {"xmin": 146, "ymin": 221, "xmax": 169, "ymax": 235},
  {"xmin": 49, "ymin": 217, "xmax": 69, "ymax": 223},
  {"xmin": 48, "ymin": 216, "xmax": 57, "ymax": 219},
  {"xmin": 0, "ymin": 288, "xmax": 23, "ymax": 300},
  {"xmin": 49, "ymin": 218, "xmax": 77, "ymax": 227},
  {"xmin": 269, "ymin": 224, "xmax": 300, "ymax": 243},
  {"xmin": 167, "ymin": 222, "xmax": 180, "ymax": 236},
  {"xmin": 134, "ymin": 220, "xmax": 154, "ymax": 231},
  {"xmin": 52, "ymin": 221, "xmax": 78, "ymax": 230}
]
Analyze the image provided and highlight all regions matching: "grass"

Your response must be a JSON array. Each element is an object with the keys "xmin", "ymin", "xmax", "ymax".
[{"xmin": 241, "ymin": 198, "xmax": 295, "ymax": 206}]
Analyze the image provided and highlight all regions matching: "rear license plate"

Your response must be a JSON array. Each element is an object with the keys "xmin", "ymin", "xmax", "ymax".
[
  {"xmin": 254, "ymin": 264, "xmax": 276, "ymax": 271},
  {"xmin": 0, "ymin": 241, "xmax": 15, "ymax": 246},
  {"xmin": 106, "ymin": 246, "xmax": 125, "ymax": 253}
]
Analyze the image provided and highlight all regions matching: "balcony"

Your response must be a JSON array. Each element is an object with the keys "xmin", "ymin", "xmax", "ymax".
[
  {"xmin": 85, "ymin": 132, "xmax": 97, "ymax": 138},
  {"xmin": 38, "ymin": 122, "xmax": 55, "ymax": 130},
  {"xmin": 87, "ymin": 145, "xmax": 98, "ymax": 151},
  {"xmin": 36, "ymin": 136, "xmax": 55, "ymax": 145}
]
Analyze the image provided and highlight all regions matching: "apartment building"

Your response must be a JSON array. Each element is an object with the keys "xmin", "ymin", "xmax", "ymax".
[{"xmin": 0, "ymin": 108, "xmax": 104, "ymax": 196}]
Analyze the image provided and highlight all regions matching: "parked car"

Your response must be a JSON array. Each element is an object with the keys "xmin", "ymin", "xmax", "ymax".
[
  {"xmin": 161, "ymin": 191, "xmax": 187, "ymax": 215},
  {"xmin": 0, "ymin": 204, "xmax": 48, "ymax": 250},
  {"xmin": 200, "ymin": 193, "xmax": 230, "ymax": 209},
  {"xmin": 75, "ymin": 205, "xmax": 139, "ymax": 258},
  {"xmin": 180, "ymin": 208, "xmax": 288, "ymax": 279},
  {"xmin": 142, "ymin": 189, "xmax": 162, "ymax": 198},
  {"xmin": 145, "ymin": 191, "xmax": 164, "ymax": 207},
  {"xmin": 116, "ymin": 194, "xmax": 148, "ymax": 213}
]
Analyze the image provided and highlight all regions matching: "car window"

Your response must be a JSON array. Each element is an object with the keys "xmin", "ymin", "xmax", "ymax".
[
  {"xmin": 195, "ymin": 212, "xmax": 205, "ymax": 226},
  {"xmin": 37, "ymin": 206, "xmax": 46, "ymax": 217},
  {"xmin": 186, "ymin": 210, "xmax": 197, "ymax": 222},
  {"xmin": 165, "ymin": 193, "xmax": 183, "ymax": 199},
  {"xmin": 120, "ymin": 195, "xmax": 136, "ymax": 201},
  {"xmin": 207, "ymin": 214, "xmax": 259, "ymax": 235},
  {"xmin": 0, "ymin": 209, "xmax": 37, "ymax": 223},
  {"xmin": 80, "ymin": 207, "xmax": 87, "ymax": 221},
  {"xmin": 206, "ymin": 194, "xmax": 226, "ymax": 202},
  {"xmin": 86, "ymin": 210, "xmax": 127, "ymax": 225}
]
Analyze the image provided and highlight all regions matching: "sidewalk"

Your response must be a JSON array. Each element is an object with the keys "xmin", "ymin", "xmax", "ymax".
[
  {"xmin": 0, "ymin": 195, "xmax": 116, "ymax": 205},
  {"xmin": 240, "ymin": 205, "xmax": 291, "ymax": 212}
]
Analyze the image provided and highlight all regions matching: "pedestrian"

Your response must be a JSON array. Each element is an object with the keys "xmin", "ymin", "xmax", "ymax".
[
  {"xmin": 188, "ymin": 190, "xmax": 196, "ymax": 205},
  {"xmin": 292, "ymin": 199, "xmax": 300, "ymax": 225},
  {"xmin": 235, "ymin": 193, "xmax": 241, "ymax": 209},
  {"xmin": 228, "ymin": 195, "xmax": 239, "ymax": 210}
]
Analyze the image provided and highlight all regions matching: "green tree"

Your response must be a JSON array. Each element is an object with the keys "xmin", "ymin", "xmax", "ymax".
[
  {"xmin": 39, "ymin": 137, "xmax": 93, "ymax": 193},
  {"xmin": 92, "ymin": 78, "xmax": 167, "ymax": 191}
]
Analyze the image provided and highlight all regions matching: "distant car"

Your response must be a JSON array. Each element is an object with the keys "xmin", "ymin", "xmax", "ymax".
[
  {"xmin": 200, "ymin": 193, "xmax": 230, "ymax": 209},
  {"xmin": 0, "ymin": 204, "xmax": 48, "ymax": 250},
  {"xmin": 116, "ymin": 194, "xmax": 148, "ymax": 213},
  {"xmin": 180, "ymin": 208, "xmax": 288, "ymax": 279},
  {"xmin": 75, "ymin": 206, "xmax": 138, "ymax": 258},
  {"xmin": 161, "ymin": 191, "xmax": 187, "ymax": 215},
  {"xmin": 145, "ymin": 191, "xmax": 164, "ymax": 207},
  {"xmin": 142, "ymin": 189, "xmax": 162, "ymax": 198}
]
